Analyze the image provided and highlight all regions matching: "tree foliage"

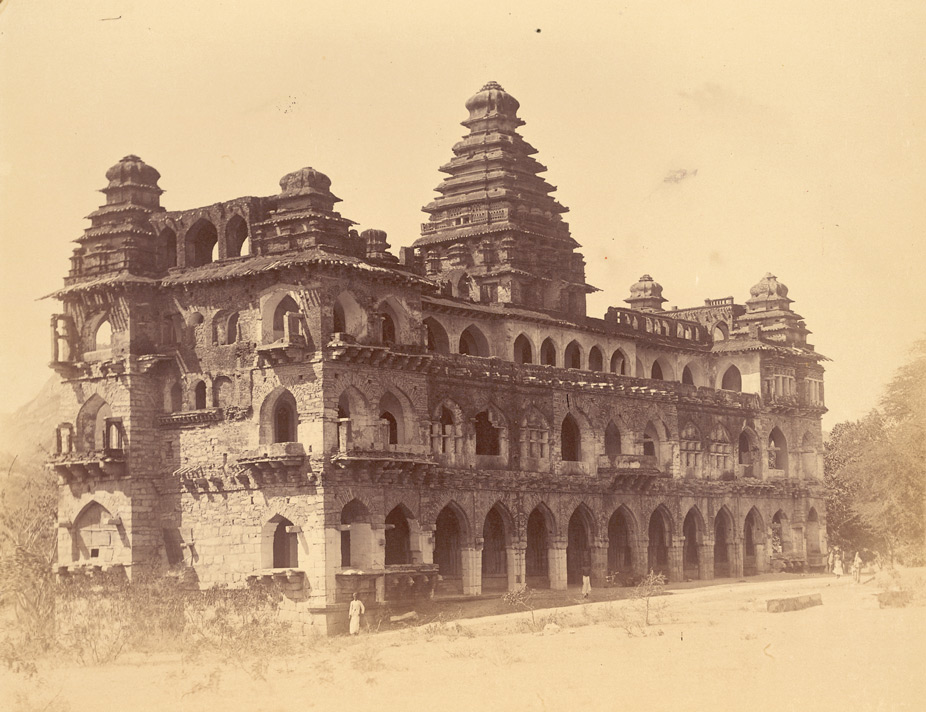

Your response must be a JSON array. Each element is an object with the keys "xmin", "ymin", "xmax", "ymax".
[{"xmin": 824, "ymin": 338, "xmax": 926, "ymax": 563}]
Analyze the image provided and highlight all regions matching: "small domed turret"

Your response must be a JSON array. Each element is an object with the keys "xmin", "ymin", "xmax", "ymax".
[
  {"xmin": 463, "ymin": 81, "xmax": 522, "ymax": 126},
  {"xmin": 746, "ymin": 273, "xmax": 793, "ymax": 312},
  {"xmin": 625, "ymin": 274, "xmax": 667, "ymax": 312},
  {"xmin": 101, "ymin": 155, "xmax": 162, "ymax": 206},
  {"xmin": 277, "ymin": 166, "xmax": 340, "ymax": 212}
]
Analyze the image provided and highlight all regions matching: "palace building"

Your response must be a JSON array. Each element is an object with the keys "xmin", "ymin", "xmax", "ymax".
[{"xmin": 48, "ymin": 82, "xmax": 828, "ymax": 633}]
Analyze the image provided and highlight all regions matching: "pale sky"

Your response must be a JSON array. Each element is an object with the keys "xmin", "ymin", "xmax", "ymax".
[{"xmin": 1, "ymin": 1, "xmax": 924, "ymax": 430}]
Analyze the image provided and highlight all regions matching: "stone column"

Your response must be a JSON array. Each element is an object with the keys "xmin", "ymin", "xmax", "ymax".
[
  {"xmin": 755, "ymin": 542, "xmax": 767, "ymax": 574},
  {"xmin": 548, "ymin": 539, "xmax": 568, "ymax": 590},
  {"xmin": 507, "ymin": 541, "xmax": 526, "ymax": 590},
  {"xmin": 591, "ymin": 541, "xmax": 609, "ymax": 586},
  {"xmin": 668, "ymin": 542, "xmax": 684, "ymax": 583},
  {"xmin": 634, "ymin": 539, "xmax": 649, "ymax": 577},
  {"xmin": 731, "ymin": 540, "xmax": 744, "ymax": 578},
  {"xmin": 699, "ymin": 543, "xmax": 715, "ymax": 581},
  {"xmin": 419, "ymin": 524, "xmax": 435, "ymax": 565},
  {"xmin": 370, "ymin": 519, "xmax": 386, "ymax": 570},
  {"xmin": 461, "ymin": 546, "xmax": 481, "ymax": 596}
]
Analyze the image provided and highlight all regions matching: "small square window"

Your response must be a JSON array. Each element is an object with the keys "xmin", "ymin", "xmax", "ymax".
[{"xmin": 90, "ymin": 548, "xmax": 99, "ymax": 558}]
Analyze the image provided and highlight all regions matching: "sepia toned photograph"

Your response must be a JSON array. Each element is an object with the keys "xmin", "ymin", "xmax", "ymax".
[{"xmin": 1, "ymin": 2, "xmax": 924, "ymax": 710}]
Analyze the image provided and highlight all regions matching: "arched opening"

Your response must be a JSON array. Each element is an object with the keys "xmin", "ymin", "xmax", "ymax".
[
  {"xmin": 513, "ymin": 334, "xmax": 533, "ymax": 364},
  {"xmin": 94, "ymin": 320, "xmax": 112, "ymax": 351},
  {"xmin": 271, "ymin": 516, "xmax": 298, "ymax": 568},
  {"xmin": 434, "ymin": 505, "xmax": 464, "ymax": 589},
  {"xmin": 564, "ymin": 340, "xmax": 582, "ymax": 369},
  {"xmin": 474, "ymin": 410, "xmax": 501, "ymax": 456},
  {"xmin": 714, "ymin": 508, "xmax": 735, "ymax": 578},
  {"xmin": 193, "ymin": 381, "xmax": 207, "ymax": 410},
  {"xmin": 274, "ymin": 398, "xmax": 296, "ymax": 443},
  {"xmin": 682, "ymin": 366, "xmax": 695, "ymax": 386},
  {"xmin": 712, "ymin": 322, "xmax": 729, "ymax": 342},
  {"xmin": 738, "ymin": 428, "xmax": 760, "ymax": 477},
  {"xmin": 424, "ymin": 317, "xmax": 450, "ymax": 354},
  {"xmin": 588, "ymin": 346, "xmax": 603, "ymax": 372},
  {"xmin": 379, "ymin": 310, "xmax": 397, "ymax": 346},
  {"xmin": 650, "ymin": 360, "xmax": 664, "ymax": 380},
  {"xmin": 647, "ymin": 508, "xmax": 672, "ymax": 576},
  {"xmin": 225, "ymin": 215, "xmax": 249, "ymax": 257},
  {"xmin": 378, "ymin": 392, "xmax": 405, "ymax": 447},
  {"xmin": 158, "ymin": 228, "xmax": 177, "ymax": 271},
  {"xmin": 610, "ymin": 350, "xmax": 627, "ymax": 375},
  {"xmin": 341, "ymin": 499, "xmax": 372, "ymax": 569},
  {"xmin": 526, "ymin": 506, "xmax": 553, "ymax": 588},
  {"xmin": 167, "ymin": 381, "xmax": 182, "ymax": 413},
  {"xmin": 683, "ymin": 509, "xmax": 702, "ymax": 579},
  {"xmin": 186, "ymin": 219, "xmax": 219, "ymax": 267},
  {"xmin": 259, "ymin": 388, "xmax": 299, "ymax": 445},
  {"xmin": 566, "ymin": 507, "xmax": 592, "ymax": 586},
  {"xmin": 768, "ymin": 427, "xmax": 788, "ymax": 474},
  {"xmin": 385, "ymin": 505, "xmax": 413, "ymax": 565},
  {"xmin": 458, "ymin": 325, "xmax": 488, "ymax": 357},
  {"xmin": 332, "ymin": 292, "xmax": 364, "ymax": 339},
  {"xmin": 608, "ymin": 507, "xmax": 634, "ymax": 573},
  {"xmin": 437, "ymin": 406, "xmax": 455, "ymax": 454},
  {"xmin": 226, "ymin": 313, "xmax": 240, "ymax": 344},
  {"xmin": 481, "ymin": 505, "xmax": 508, "ymax": 591},
  {"xmin": 604, "ymin": 421, "xmax": 622, "ymax": 459},
  {"xmin": 335, "ymin": 387, "xmax": 365, "ymax": 452},
  {"xmin": 560, "ymin": 414, "xmax": 581, "ymax": 462},
  {"xmin": 771, "ymin": 510, "xmax": 792, "ymax": 554},
  {"xmin": 721, "ymin": 365, "xmax": 742, "ymax": 392},
  {"xmin": 71, "ymin": 502, "xmax": 120, "ymax": 563},
  {"xmin": 806, "ymin": 507, "xmax": 822, "ymax": 556},
  {"xmin": 272, "ymin": 295, "xmax": 301, "ymax": 342},
  {"xmin": 540, "ymin": 338, "xmax": 557, "ymax": 366},
  {"xmin": 642, "ymin": 421, "xmax": 661, "ymax": 460},
  {"xmin": 212, "ymin": 376, "xmax": 233, "ymax": 408},
  {"xmin": 743, "ymin": 507, "xmax": 765, "ymax": 576}
]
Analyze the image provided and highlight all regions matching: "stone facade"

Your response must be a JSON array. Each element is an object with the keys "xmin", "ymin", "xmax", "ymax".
[{"xmin": 47, "ymin": 83, "xmax": 828, "ymax": 634}]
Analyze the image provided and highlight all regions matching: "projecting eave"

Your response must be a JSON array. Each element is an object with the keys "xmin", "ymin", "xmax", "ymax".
[
  {"xmin": 711, "ymin": 339, "xmax": 829, "ymax": 362},
  {"xmin": 44, "ymin": 272, "xmax": 159, "ymax": 299}
]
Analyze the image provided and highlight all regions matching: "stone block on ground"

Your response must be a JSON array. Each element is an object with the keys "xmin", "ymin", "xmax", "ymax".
[{"xmin": 766, "ymin": 593, "xmax": 823, "ymax": 613}]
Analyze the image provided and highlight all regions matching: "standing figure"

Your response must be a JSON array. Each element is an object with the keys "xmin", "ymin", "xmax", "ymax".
[
  {"xmin": 827, "ymin": 548, "xmax": 835, "ymax": 573},
  {"xmin": 833, "ymin": 550, "xmax": 844, "ymax": 579},
  {"xmin": 852, "ymin": 551, "xmax": 863, "ymax": 583},
  {"xmin": 581, "ymin": 563, "xmax": 592, "ymax": 599},
  {"xmin": 348, "ymin": 592, "xmax": 365, "ymax": 635}
]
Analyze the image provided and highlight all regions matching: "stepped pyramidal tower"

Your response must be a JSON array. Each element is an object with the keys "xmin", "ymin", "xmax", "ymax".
[{"xmin": 414, "ymin": 82, "xmax": 593, "ymax": 318}]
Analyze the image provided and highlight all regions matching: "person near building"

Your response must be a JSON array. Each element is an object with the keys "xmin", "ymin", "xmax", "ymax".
[
  {"xmin": 581, "ymin": 563, "xmax": 592, "ymax": 599},
  {"xmin": 348, "ymin": 592, "xmax": 365, "ymax": 635},
  {"xmin": 833, "ymin": 550, "xmax": 844, "ymax": 579},
  {"xmin": 852, "ymin": 551, "xmax": 863, "ymax": 583}
]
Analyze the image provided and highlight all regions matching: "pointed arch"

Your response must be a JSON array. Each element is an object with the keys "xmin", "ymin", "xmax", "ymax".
[
  {"xmin": 683, "ymin": 507, "xmax": 705, "ymax": 578},
  {"xmin": 264, "ymin": 513, "xmax": 299, "ymax": 568},
  {"xmin": 513, "ymin": 334, "xmax": 534, "ymax": 364},
  {"xmin": 604, "ymin": 420, "xmax": 622, "ymax": 458},
  {"xmin": 333, "ymin": 291, "xmax": 365, "ymax": 338},
  {"xmin": 647, "ymin": 505, "xmax": 673, "ymax": 576},
  {"xmin": 185, "ymin": 218, "xmax": 219, "ymax": 267},
  {"xmin": 259, "ymin": 386, "xmax": 298, "ymax": 444},
  {"xmin": 225, "ymin": 214, "xmax": 249, "ymax": 257},
  {"xmin": 650, "ymin": 356, "xmax": 674, "ymax": 381},
  {"xmin": 743, "ymin": 506, "xmax": 766, "ymax": 575},
  {"xmin": 721, "ymin": 365, "xmax": 742, "ymax": 392},
  {"xmin": 71, "ymin": 501, "xmax": 122, "ymax": 564},
  {"xmin": 385, "ymin": 503, "xmax": 415, "ymax": 566},
  {"xmin": 771, "ymin": 509, "xmax": 793, "ymax": 555},
  {"xmin": 76, "ymin": 394, "xmax": 110, "ymax": 452},
  {"xmin": 560, "ymin": 413, "xmax": 581, "ymax": 462},
  {"xmin": 378, "ymin": 390, "xmax": 406, "ymax": 446},
  {"xmin": 424, "ymin": 317, "xmax": 450, "ymax": 354},
  {"xmin": 212, "ymin": 375, "xmax": 234, "ymax": 408},
  {"xmin": 608, "ymin": 505, "xmax": 636, "ymax": 572},
  {"xmin": 93, "ymin": 320, "xmax": 112, "ymax": 351},
  {"xmin": 526, "ymin": 504, "xmax": 556, "ymax": 587},
  {"xmin": 714, "ymin": 506, "xmax": 736, "ymax": 577},
  {"xmin": 481, "ymin": 502, "xmax": 513, "ymax": 590},
  {"xmin": 434, "ymin": 501, "xmax": 470, "ymax": 585},
  {"xmin": 610, "ymin": 348, "xmax": 628, "ymax": 375},
  {"xmin": 737, "ymin": 427, "xmax": 760, "ymax": 477},
  {"xmin": 768, "ymin": 426, "xmax": 788, "ymax": 473},
  {"xmin": 474, "ymin": 406, "xmax": 505, "ymax": 456},
  {"xmin": 459, "ymin": 325, "xmax": 489, "ymax": 357},
  {"xmin": 540, "ymin": 338, "xmax": 557, "ymax": 366},
  {"xmin": 806, "ymin": 507, "xmax": 822, "ymax": 555},
  {"xmin": 587, "ymin": 346, "xmax": 604, "ymax": 372},
  {"xmin": 375, "ymin": 296, "xmax": 405, "ymax": 346},
  {"xmin": 564, "ymin": 340, "xmax": 583, "ymax": 369},
  {"xmin": 567, "ymin": 504, "xmax": 596, "ymax": 585}
]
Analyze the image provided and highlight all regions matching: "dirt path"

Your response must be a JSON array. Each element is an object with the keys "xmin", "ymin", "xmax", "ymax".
[{"xmin": 5, "ymin": 575, "xmax": 924, "ymax": 712}]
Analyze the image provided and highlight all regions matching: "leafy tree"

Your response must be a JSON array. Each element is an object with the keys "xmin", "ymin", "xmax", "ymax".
[{"xmin": 824, "ymin": 338, "xmax": 926, "ymax": 563}]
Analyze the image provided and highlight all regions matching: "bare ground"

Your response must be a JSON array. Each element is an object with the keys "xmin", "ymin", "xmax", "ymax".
[{"xmin": 4, "ymin": 572, "xmax": 924, "ymax": 712}]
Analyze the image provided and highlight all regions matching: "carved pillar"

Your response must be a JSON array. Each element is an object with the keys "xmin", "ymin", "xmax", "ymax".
[
  {"xmin": 668, "ymin": 542, "xmax": 684, "ymax": 583},
  {"xmin": 634, "ymin": 539, "xmax": 649, "ymax": 577},
  {"xmin": 731, "ymin": 540, "xmax": 744, "ymax": 578},
  {"xmin": 591, "ymin": 541, "xmax": 609, "ymax": 586},
  {"xmin": 699, "ymin": 543, "xmax": 715, "ymax": 580},
  {"xmin": 461, "ymin": 546, "xmax": 481, "ymax": 596},
  {"xmin": 548, "ymin": 539, "xmax": 568, "ymax": 590}
]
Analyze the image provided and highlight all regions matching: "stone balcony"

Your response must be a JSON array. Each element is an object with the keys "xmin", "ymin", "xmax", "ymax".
[
  {"xmin": 50, "ymin": 449, "xmax": 126, "ymax": 483},
  {"xmin": 238, "ymin": 442, "xmax": 308, "ymax": 483},
  {"xmin": 597, "ymin": 453, "xmax": 663, "ymax": 490}
]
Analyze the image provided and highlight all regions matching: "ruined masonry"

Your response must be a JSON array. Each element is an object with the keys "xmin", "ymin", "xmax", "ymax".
[{"xmin": 48, "ymin": 82, "xmax": 828, "ymax": 634}]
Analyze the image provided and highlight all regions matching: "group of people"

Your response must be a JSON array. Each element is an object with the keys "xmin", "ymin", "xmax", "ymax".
[{"xmin": 828, "ymin": 547, "xmax": 864, "ymax": 583}]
